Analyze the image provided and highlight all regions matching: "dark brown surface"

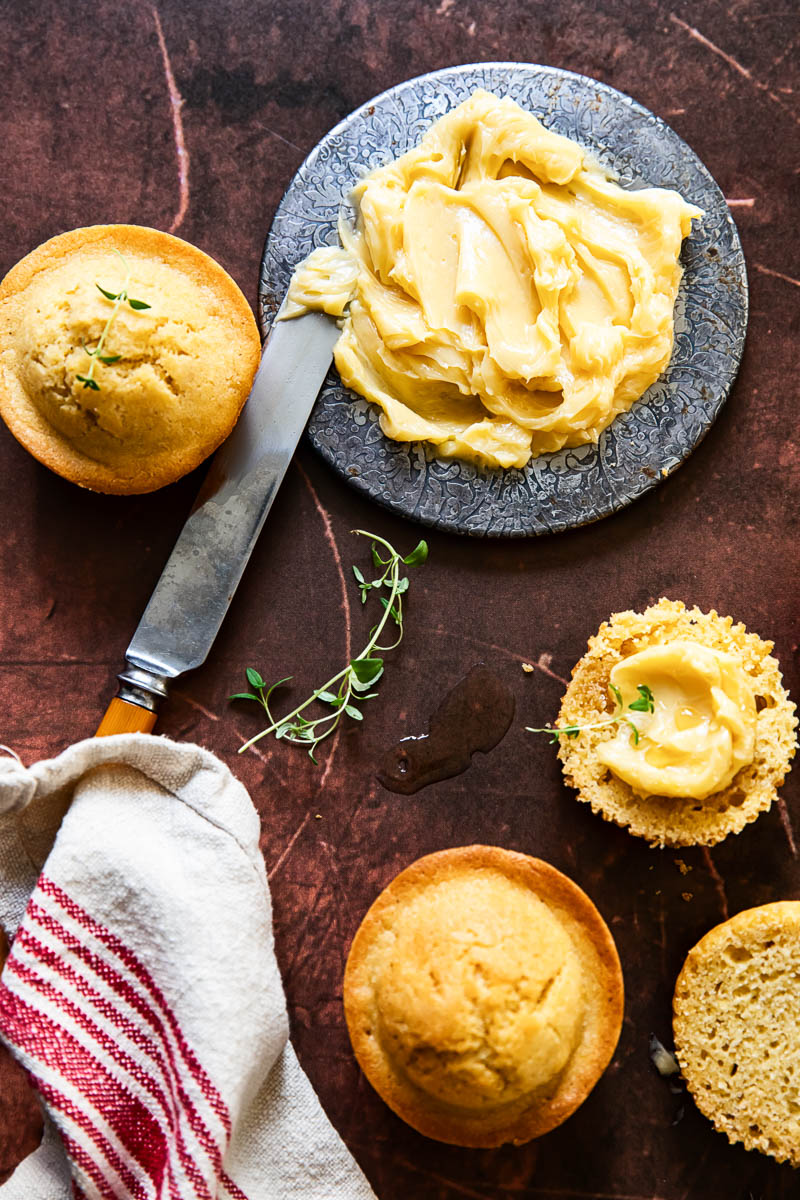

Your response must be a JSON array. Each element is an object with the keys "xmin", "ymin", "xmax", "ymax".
[
  {"xmin": 377, "ymin": 665, "xmax": 516, "ymax": 794},
  {"xmin": 0, "ymin": 1, "xmax": 798, "ymax": 1196}
]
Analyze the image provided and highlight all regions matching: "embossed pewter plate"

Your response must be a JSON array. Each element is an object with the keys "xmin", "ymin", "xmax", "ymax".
[{"xmin": 259, "ymin": 63, "xmax": 747, "ymax": 538}]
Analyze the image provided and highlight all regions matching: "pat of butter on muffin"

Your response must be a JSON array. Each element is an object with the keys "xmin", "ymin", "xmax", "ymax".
[
  {"xmin": 597, "ymin": 641, "xmax": 757, "ymax": 800},
  {"xmin": 557, "ymin": 599, "xmax": 797, "ymax": 847}
]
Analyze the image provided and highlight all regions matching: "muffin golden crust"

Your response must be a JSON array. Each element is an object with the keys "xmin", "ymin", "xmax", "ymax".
[
  {"xmin": 557, "ymin": 599, "xmax": 796, "ymax": 848},
  {"xmin": 0, "ymin": 224, "xmax": 261, "ymax": 493},
  {"xmin": 673, "ymin": 902, "xmax": 800, "ymax": 1166},
  {"xmin": 343, "ymin": 845, "xmax": 623, "ymax": 1147}
]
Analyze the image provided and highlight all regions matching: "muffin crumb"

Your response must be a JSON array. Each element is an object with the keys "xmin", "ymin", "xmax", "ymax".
[{"xmin": 674, "ymin": 902, "xmax": 800, "ymax": 1165}]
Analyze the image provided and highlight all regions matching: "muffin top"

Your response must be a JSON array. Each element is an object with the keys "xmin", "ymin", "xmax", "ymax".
[
  {"xmin": 375, "ymin": 866, "xmax": 584, "ymax": 1109},
  {"xmin": 0, "ymin": 225, "xmax": 261, "ymax": 493},
  {"xmin": 344, "ymin": 846, "xmax": 623, "ymax": 1147}
]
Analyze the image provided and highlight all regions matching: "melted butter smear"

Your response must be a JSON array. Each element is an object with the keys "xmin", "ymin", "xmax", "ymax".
[
  {"xmin": 285, "ymin": 90, "xmax": 702, "ymax": 468},
  {"xmin": 597, "ymin": 642, "xmax": 757, "ymax": 800}
]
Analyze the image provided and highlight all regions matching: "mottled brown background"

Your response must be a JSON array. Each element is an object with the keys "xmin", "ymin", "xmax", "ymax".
[{"xmin": 1, "ymin": 0, "xmax": 799, "ymax": 1196}]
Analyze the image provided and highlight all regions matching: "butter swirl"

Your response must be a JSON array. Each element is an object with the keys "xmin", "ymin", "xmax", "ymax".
[
  {"xmin": 597, "ymin": 642, "xmax": 757, "ymax": 800},
  {"xmin": 286, "ymin": 89, "xmax": 701, "ymax": 469}
]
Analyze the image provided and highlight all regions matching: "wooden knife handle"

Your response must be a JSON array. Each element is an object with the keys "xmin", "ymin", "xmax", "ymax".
[{"xmin": 96, "ymin": 697, "xmax": 158, "ymax": 737}]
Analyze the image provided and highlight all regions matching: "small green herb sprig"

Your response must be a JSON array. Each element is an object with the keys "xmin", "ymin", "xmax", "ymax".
[
  {"xmin": 232, "ymin": 530, "xmax": 428, "ymax": 762},
  {"xmin": 527, "ymin": 683, "xmax": 655, "ymax": 745},
  {"xmin": 76, "ymin": 250, "xmax": 151, "ymax": 392}
]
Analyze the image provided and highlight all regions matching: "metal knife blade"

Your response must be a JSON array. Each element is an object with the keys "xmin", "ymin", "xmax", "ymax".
[{"xmin": 115, "ymin": 300, "xmax": 339, "ymax": 714}]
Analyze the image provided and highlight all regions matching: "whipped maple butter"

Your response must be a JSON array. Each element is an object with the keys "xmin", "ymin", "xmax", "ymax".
[
  {"xmin": 286, "ymin": 89, "xmax": 702, "ymax": 468},
  {"xmin": 598, "ymin": 642, "xmax": 757, "ymax": 800},
  {"xmin": 285, "ymin": 245, "xmax": 358, "ymax": 318}
]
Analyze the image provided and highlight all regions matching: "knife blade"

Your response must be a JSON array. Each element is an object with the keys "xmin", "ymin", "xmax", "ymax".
[{"xmin": 96, "ymin": 299, "xmax": 339, "ymax": 735}]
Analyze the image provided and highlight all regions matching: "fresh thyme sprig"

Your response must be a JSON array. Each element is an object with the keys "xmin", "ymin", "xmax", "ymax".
[
  {"xmin": 527, "ymin": 683, "xmax": 655, "ymax": 746},
  {"xmin": 232, "ymin": 530, "xmax": 428, "ymax": 762},
  {"xmin": 76, "ymin": 250, "xmax": 151, "ymax": 392}
]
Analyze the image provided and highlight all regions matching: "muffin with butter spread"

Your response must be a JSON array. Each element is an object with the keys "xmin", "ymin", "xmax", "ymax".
[
  {"xmin": 343, "ymin": 846, "xmax": 623, "ymax": 1147},
  {"xmin": 0, "ymin": 224, "xmax": 261, "ymax": 493},
  {"xmin": 555, "ymin": 599, "xmax": 797, "ymax": 847}
]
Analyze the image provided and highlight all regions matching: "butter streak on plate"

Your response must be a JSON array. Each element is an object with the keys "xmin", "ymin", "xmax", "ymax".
[{"xmin": 259, "ymin": 62, "xmax": 747, "ymax": 538}]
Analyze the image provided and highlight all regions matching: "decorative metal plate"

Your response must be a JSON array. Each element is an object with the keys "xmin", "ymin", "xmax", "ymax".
[{"xmin": 259, "ymin": 63, "xmax": 747, "ymax": 537}]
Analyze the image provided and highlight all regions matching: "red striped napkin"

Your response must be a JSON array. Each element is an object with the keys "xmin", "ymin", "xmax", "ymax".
[{"xmin": 0, "ymin": 737, "xmax": 375, "ymax": 1200}]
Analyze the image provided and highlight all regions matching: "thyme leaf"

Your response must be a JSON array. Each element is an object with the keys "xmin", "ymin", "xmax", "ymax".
[
  {"xmin": 232, "ymin": 531, "xmax": 428, "ymax": 762},
  {"xmin": 527, "ymin": 683, "xmax": 656, "ymax": 746},
  {"xmin": 628, "ymin": 684, "xmax": 655, "ymax": 713},
  {"xmin": 77, "ymin": 250, "xmax": 150, "ymax": 391}
]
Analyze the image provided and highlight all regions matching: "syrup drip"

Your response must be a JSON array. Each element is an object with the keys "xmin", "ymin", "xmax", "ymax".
[{"xmin": 377, "ymin": 665, "xmax": 515, "ymax": 795}]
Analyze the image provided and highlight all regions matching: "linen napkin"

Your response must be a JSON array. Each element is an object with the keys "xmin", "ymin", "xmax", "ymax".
[{"xmin": 0, "ymin": 734, "xmax": 376, "ymax": 1200}]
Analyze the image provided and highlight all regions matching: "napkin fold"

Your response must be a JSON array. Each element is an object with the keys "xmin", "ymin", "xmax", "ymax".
[{"xmin": 0, "ymin": 735, "xmax": 376, "ymax": 1200}]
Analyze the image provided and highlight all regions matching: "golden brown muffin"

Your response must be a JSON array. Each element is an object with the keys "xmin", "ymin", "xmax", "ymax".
[
  {"xmin": 343, "ymin": 846, "xmax": 623, "ymax": 1147},
  {"xmin": 0, "ymin": 224, "xmax": 261, "ymax": 493},
  {"xmin": 556, "ymin": 599, "xmax": 796, "ymax": 848},
  {"xmin": 673, "ymin": 902, "xmax": 800, "ymax": 1166}
]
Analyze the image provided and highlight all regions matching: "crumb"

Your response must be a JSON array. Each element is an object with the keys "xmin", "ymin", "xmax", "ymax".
[
  {"xmin": 655, "ymin": 889, "xmax": 661, "ymax": 895},
  {"xmin": 522, "ymin": 662, "xmax": 534, "ymax": 673},
  {"xmin": 315, "ymin": 813, "xmax": 323, "ymax": 820},
  {"xmin": 675, "ymin": 859, "xmax": 692, "ymax": 876},
  {"xmin": 682, "ymin": 892, "xmax": 693, "ymax": 902},
  {"xmin": 649, "ymin": 1033, "xmax": 680, "ymax": 1077},
  {"xmin": 661, "ymin": 467, "xmax": 669, "ymax": 477}
]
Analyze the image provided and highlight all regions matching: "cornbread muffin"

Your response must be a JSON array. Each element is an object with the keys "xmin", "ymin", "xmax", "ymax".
[
  {"xmin": 557, "ymin": 599, "xmax": 796, "ymax": 848},
  {"xmin": 673, "ymin": 902, "xmax": 800, "ymax": 1165},
  {"xmin": 0, "ymin": 225, "xmax": 261, "ymax": 493},
  {"xmin": 343, "ymin": 846, "xmax": 623, "ymax": 1146}
]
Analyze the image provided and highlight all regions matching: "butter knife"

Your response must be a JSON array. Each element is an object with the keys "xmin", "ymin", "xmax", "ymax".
[{"xmin": 96, "ymin": 300, "xmax": 339, "ymax": 736}]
